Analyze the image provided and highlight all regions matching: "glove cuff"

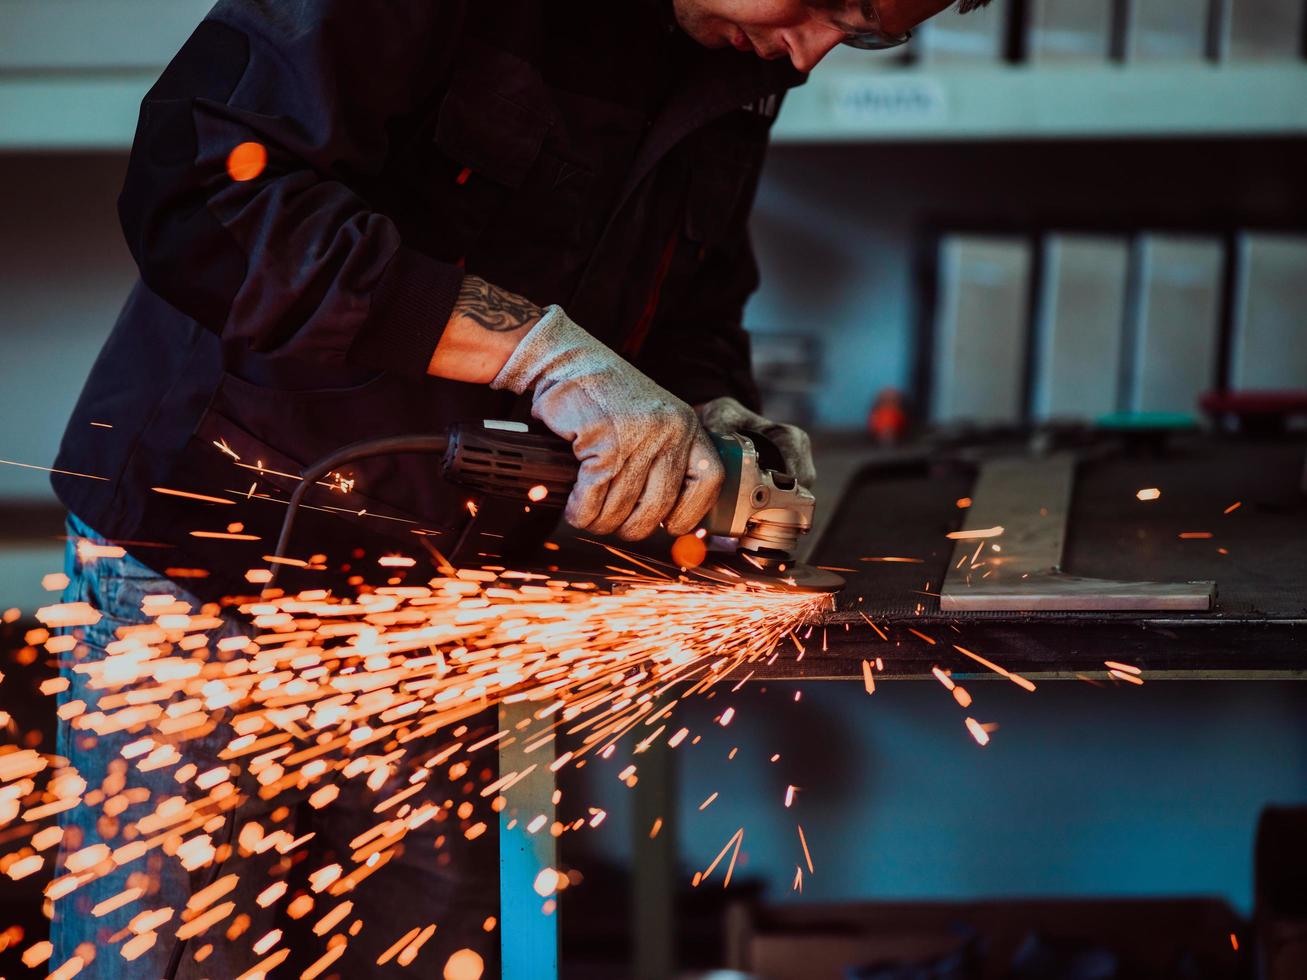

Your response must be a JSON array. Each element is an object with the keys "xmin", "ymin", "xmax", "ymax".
[{"xmin": 490, "ymin": 304, "xmax": 590, "ymax": 395}]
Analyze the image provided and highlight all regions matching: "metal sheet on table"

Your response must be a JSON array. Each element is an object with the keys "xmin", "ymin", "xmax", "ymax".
[{"xmin": 787, "ymin": 438, "xmax": 1307, "ymax": 678}]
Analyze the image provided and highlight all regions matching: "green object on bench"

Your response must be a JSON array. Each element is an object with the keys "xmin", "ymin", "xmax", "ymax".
[{"xmin": 1095, "ymin": 412, "xmax": 1198, "ymax": 431}]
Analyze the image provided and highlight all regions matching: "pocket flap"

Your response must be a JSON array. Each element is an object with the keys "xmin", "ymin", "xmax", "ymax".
[{"xmin": 435, "ymin": 89, "xmax": 550, "ymax": 188}]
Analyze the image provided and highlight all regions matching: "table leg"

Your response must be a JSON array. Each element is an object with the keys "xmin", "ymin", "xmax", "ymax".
[
  {"xmin": 498, "ymin": 700, "xmax": 558, "ymax": 980},
  {"xmin": 633, "ymin": 739, "xmax": 676, "ymax": 980}
]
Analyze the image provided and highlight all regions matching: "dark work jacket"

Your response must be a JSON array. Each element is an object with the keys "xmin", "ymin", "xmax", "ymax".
[{"xmin": 51, "ymin": 0, "xmax": 805, "ymax": 598}]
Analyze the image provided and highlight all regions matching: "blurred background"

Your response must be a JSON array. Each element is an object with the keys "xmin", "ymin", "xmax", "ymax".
[{"xmin": 1, "ymin": 0, "xmax": 1306, "ymax": 977}]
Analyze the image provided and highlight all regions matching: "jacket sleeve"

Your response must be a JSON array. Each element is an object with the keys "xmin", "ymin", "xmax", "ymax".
[{"xmin": 118, "ymin": 0, "xmax": 465, "ymax": 378}]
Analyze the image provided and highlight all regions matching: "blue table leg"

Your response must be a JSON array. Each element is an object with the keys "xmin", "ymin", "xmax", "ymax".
[{"xmin": 498, "ymin": 701, "xmax": 558, "ymax": 980}]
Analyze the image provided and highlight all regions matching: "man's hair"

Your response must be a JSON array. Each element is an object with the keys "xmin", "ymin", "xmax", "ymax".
[{"xmin": 957, "ymin": 0, "xmax": 994, "ymax": 11}]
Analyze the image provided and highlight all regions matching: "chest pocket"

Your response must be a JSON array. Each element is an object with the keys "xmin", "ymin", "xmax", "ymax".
[{"xmin": 428, "ymin": 87, "xmax": 597, "ymax": 260}]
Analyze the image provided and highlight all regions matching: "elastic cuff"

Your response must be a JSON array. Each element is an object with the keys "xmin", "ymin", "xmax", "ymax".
[
  {"xmin": 348, "ymin": 246, "xmax": 464, "ymax": 377},
  {"xmin": 490, "ymin": 304, "xmax": 568, "ymax": 395}
]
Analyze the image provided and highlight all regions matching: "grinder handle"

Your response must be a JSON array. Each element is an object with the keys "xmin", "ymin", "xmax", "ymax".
[{"xmin": 441, "ymin": 421, "xmax": 579, "ymax": 505}]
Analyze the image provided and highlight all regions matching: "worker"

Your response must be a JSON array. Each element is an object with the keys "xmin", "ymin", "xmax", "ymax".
[{"xmin": 48, "ymin": 0, "xmax": 980, "ymax": 975}]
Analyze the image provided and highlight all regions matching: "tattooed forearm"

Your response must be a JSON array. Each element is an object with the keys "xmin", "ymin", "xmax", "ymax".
[
  {"xmin": 454, "ymin": 276, "xmax": 541, "ymax": 332},
  {"xmin": 428, "ymin": 276, "xmax": 542, "ymax": 382}
]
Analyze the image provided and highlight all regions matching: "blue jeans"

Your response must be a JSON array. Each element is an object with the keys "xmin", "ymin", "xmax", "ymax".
[{"xmin": 53, "ymin": 514, "xmax": 499, "ymax": 978}]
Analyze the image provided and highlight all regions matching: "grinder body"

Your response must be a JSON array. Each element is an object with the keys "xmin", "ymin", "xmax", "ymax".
[
  {"xmin": 265, "ymin": 421, "xmax": 841, "ymax": 593},
  {"xmin": 440, "ymin": 420, "xmax": 840, "ymax": 592}
]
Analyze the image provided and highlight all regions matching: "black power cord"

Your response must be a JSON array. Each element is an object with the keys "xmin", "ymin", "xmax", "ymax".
[{"xmin": 266, "ymin": 435, "xmax": 450, "ymax": 592}]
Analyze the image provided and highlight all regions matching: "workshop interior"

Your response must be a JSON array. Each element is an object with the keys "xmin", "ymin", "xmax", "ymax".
[{"xmin": 1, "ymin": 0, "xmax": 1306, "ymax": 978}]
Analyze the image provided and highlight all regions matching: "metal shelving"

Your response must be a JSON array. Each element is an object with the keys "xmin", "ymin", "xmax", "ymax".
[
  {"xmin": 772, "ymin": 63, "xmax": 1307, "ymax": 142},
  {"xmin": 0, "ymin": 72, "xmax": 155, "ymax": 151}
]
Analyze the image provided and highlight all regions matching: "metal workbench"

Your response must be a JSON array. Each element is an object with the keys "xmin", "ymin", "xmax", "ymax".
[{"xmin": 789, "ymin": 433, "xmax": 1307, "ymax": 682}]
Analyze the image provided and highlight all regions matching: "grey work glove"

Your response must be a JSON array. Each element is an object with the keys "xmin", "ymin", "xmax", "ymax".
[
  {"xmin": 695, "ymin": 396, "xmax": 817, "ymax": 487},
  {"xmin": 492, "ymin": 305, "xmax": 725, "ymax": 540}
]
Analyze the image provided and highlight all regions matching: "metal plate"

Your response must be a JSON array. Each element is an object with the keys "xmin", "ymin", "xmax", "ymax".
[{"xmin": 939, "ymin": 453, "xmax": 1214, "ymax": 611}]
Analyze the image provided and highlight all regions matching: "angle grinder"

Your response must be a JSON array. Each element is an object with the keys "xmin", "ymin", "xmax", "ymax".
[{"xmin": 269, "ymin": 420, "xmax": 844, "ymax": 594}]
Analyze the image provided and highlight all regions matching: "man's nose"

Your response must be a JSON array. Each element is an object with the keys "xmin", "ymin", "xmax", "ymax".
[{"xmin": 783, "ymin": 23, "xmax": 843, "ymax": 72}]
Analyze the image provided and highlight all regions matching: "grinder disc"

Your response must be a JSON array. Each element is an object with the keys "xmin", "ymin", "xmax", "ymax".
[{"xmin": 699, "ymin": 550, "xmax": 845, "ymax": 594}]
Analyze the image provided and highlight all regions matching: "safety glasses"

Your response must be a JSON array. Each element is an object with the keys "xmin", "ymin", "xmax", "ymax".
[{"xmin": 840, "ymin": 27, "xmax": 912, "ymax": 49}]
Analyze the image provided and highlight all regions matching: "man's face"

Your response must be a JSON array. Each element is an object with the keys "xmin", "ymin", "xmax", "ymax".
[{"xmin": 673, "ymin": 0, "xmax": 956, "ymax": 72}]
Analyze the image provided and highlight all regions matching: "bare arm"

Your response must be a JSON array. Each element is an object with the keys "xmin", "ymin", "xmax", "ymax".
[{"xmin": 427, "ymin": 276, "xmax": 542, "ymax": 383}]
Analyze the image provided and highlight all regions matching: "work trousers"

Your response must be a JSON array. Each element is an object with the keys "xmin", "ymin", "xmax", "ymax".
[{"xmin": 51, "ymin": 514, "xmax": 499, "ymax": 978}]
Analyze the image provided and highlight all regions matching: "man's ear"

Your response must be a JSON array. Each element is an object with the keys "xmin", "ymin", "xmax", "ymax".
[{"xmin": 874, "ymin": 0, "xmax": 958, "ymax": 35}]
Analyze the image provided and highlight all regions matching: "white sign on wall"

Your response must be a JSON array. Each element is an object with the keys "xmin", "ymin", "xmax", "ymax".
[{"xmin": 829, "ymin": 75, "xmax": 950, "ymax": 128}]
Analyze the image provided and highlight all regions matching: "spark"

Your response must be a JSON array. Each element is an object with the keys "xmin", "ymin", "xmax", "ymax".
[
  {"xmin": 670, "ymin": 533, "xmax": 708, "ymax": 569},
  {"xmin": 797, "ymin": 824, "xmax": 814, "ymax": 873},
  {"xmin": 945, "ymin": 526, "xmax": 1003, "ymax": 540},
  {"xmin": 860, "ymin": 556, "xmax": 924, "ymax": 564},
  {"xmin": 445, "ymin": 947, "xmax": 485, "ymax": 979},
  {"xmin": 861, "ymin": 660, "xmax": 876, "ymax": 695},
  {"xmin": 700, "ymin": 828, "xmax": 744, "ymax": 885},
  {"xmin": 1179, "ymin": 531, "xmax": 1213, "ymax": 539},
  {"xmin": 212, "ymin": 438, "xmax": 241, "ymax": 461},
  {"xmin": 527, "ymin": 484, "xmax": 549, "ymax": 502},
  {"xmin": 34, "ymin": 602, "xmax": 101, "ymax": 629},
  {"xmin": 1136, "ymin": 488, "xmax": 1161, "ymax": 501},
  {"xmin": 74, "ymin": 540, "xmax": 126, "ymax": 561},
  {"xmin": 152, "ymin": 487, "xmax": 236, "ymax": 505},
  {"xmin": 0, "ymin": 457, "xmax": 108, "ymax": 481},
  {"xmin": 953, "ymin": 644, "xmax": 1036, "ymax": 692},
  {"xmin": 722, "ymin": 829, "xmax": 744, "ymax": 887},
  {"xmin": 1224, "ymin": 502, "xmax": 1242, "ymax": 515},
  {"xmin": 857, "ymin": 611, "xmax": 888, "ymax": 641},
  {"xmin": 22, "ymin": 941, "xmax": 52, "ymax": 968},
  {"xmin": 964, "ymin": 717, "xmax": 990, "ymax": 746}
]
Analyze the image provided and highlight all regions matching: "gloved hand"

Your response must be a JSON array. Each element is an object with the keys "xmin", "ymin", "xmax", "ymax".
[
  {"xmin": 695, "ymin": 396, "xmax": 816, "ymax": 487},
  {"xmin": 492, "ymin": 305, "xmax": 725, "ymax": 540}
]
